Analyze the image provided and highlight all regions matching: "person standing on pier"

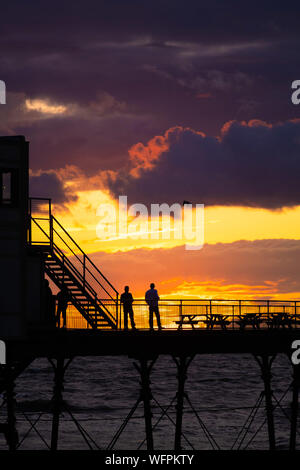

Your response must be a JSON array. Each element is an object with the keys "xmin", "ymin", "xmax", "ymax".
[
  {"xmin": 145, "ymin": 283, "xmax": 162, "ymax": 331},
  {"xmin": 56, "ymin": 286, "xmax": 69, "ymax": 328},
  {"xmin": 43, "ymin": 278, "xmax": 55, "ymax": 326},
  {"xmin": 120, "ymin": 286, "xmax": 136, "ymax": 330}
]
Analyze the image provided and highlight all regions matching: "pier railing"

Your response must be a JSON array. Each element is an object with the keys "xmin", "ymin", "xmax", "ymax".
[{"xmin": 63, "ymin": 298, "xmax": 300, "ymax": 330}]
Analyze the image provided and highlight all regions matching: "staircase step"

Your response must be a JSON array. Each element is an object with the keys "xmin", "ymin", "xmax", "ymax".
[
  {"xmin": 43, "ymin": 240, "xmax": 117, "ymax": 329},
  {"xmin": 75, "ymin": 298, "xmax": 90, "ymax": 301}
]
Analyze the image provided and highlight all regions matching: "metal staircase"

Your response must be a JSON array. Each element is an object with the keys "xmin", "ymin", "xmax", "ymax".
[{"xmin": 28, "ymin": 198, "xmax": 119, "ymax": 329}]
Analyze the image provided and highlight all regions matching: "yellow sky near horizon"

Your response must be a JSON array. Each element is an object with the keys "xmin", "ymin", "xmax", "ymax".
[
  {"xmin": 50, "ymin": 189, "xmax": 300, "ymax": 254},
  {"xmin": 33, "ymin": 189, "xmax": 300, "ymax": 300}
]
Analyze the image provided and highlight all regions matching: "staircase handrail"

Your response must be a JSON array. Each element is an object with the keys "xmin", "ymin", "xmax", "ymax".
[
  {"xmin": 51, "ymin": 225, "xmax": 114, "ymax": 301},
  {"xmin": 30, "ymin": 217, "xmax": 118, "ymax": 326},
  {"xmin": 52, "ymin": 216, "xmax": 118, "ymax": 298}
]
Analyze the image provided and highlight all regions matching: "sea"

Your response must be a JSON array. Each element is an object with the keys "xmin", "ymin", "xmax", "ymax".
[{"xmin": 0, "ymin": 353, "xmax": 296, "ymax": 450}]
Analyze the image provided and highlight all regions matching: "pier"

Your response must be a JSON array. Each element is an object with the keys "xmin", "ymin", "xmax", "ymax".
[
  {"xmin": 2, "ymin": 325, "xmax": 300, "ymax": 451},
  {"xmin": 1, "ymin": 136, "xmax": 300, "ymax": 451}
]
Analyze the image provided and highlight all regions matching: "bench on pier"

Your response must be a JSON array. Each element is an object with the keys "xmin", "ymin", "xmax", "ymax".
[
  {"xmin": 289, "ymin": 317, "xmax": 300, "ymax": 327},
  {"xmin": 236, "ymin": 314, "xmax": 263, "ymax": 330},
  {"xmin": 203, "ymin": 314, "xmax": 231, "ymax": 330},
  {"xmin": 175, "ymin": 314, "xmax": 200, "ymax": 330},
  {"xmin": 265, "ymin": 312, "xmax": 297, "ymax": 329}
]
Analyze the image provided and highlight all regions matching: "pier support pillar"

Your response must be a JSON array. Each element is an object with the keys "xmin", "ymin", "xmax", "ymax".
[
  {"xmin": 4, "ymin": 372, "xmax": 18, "ymax": 451},
  {"xmin": 290, "ymin": 364, "xmax": 300, "ymax": 451},
  {"xmin": 173, "ymin": 355, "xmax": 194, "ymax": 451},
  {"xmin": 50, "ymin": 357, "xmax": 65, "ymax": 451},
  {"xmin": 134, "ymin": 357, "xmax": 156, "ymax": 451},
  {"xmin": 254, "ymin": 354, "xmax": 276, "ymax": 450}
]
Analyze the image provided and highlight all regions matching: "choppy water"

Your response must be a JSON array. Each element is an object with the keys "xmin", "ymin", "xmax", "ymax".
[{"xmin": 0, "ymin": 354, "xmax": 296, "ymax": 450}]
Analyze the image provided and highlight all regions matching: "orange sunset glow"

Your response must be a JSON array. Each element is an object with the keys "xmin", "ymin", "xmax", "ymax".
[
  {"xmin": 27, "ymin": 118, "xmax": 300, "ymax": 301},
  {"xmin": 2, "ymin": 13, "xmax": 300, "ymax": 304},
  {"xmin": 3, "ymin": 2, "xmax": 300, "ymax": 456}
]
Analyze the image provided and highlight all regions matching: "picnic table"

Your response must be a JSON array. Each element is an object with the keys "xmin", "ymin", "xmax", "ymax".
[
  {"xmin": 203, "ymin": 314, "xmax": 231, "ymax": 330},
  {"xmin": 174, "ymin": 311, "xmax": 300, "ymax": 331},
  {"xmin": 266, "ymin": 312, "xmax": 293, "ymax": 329},
  {"xmin": 236, "ymin": 313, "xmax": 263, "ymax": 330},
  {"xmin": 175, "ymin": 314, "xmax": 200, "ymax": 330}
]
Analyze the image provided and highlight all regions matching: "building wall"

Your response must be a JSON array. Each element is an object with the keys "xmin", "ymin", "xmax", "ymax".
[{"xmin": 0, "ymin": 136, "xmax": 44, "ymax": 338}]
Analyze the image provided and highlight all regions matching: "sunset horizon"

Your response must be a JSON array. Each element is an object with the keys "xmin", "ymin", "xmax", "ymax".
[{"xmin": 1, "ymin": 1, "xmax": 300, "ymax": 455}]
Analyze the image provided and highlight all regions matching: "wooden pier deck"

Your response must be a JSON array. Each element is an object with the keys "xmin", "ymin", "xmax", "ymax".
[
  {"xmin": 1, "ymin": 327, "xmax": 300, "ymax": 452},
  {"xmin": 6, "ymin": 328, "xmax": 300, "ymax": 360}
]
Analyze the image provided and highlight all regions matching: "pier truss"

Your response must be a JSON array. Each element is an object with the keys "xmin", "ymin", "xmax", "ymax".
[{"xmin": 0, "ymin": 329, "xmax": 300, "ymax": 451}]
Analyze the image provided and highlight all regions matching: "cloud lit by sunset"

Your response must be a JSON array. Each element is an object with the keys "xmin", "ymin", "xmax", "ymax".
[
  {"xmin": 25, "ymin": 98, "xmax": 67, "ymax": 115},
  {"xmin": 1, "ymin": 1, "xmax": 300, "ymax": 301}
]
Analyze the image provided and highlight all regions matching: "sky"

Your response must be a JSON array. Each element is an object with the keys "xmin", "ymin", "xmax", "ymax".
[{"xmin": 1, "ymin": 0, "xmax": 300, "ymax": 298}]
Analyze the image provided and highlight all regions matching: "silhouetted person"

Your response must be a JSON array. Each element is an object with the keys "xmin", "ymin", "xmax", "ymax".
[
  {"xmin": 120, "ymin": 286, "xmax": 136, "ymax": 330},
  {"xmin": 56, "ymin": 286, "xmax": 69, "ymax": 328},
  {"xmin": 145, "ymin": 283, "xmax": 162, "ymax": 330},
  {"xmin": 43, "ymin": 279, "xmax": 55, "ymax": 326}
]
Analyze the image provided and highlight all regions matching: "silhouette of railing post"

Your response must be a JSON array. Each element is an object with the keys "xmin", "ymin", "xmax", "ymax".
[
  {"xmin": 4, "ymin": 371, "xmax": 18, "ymax": 451},
  {"xmin": 83, "ymin": 254, "xmax": 86, "ymax": 290},
  {"xmin": 173, "ymin": 355, "xmax": 194, "ymax": 451},
  {"xmin": 254, "ymin": 354, "xmax": 276, "ymax": 450},
  {"xmin": 50, "ymin": 357, "xmax": 65, "ymax": 451},
  {"xmin": 50, "ymin": 215, "xmax": 53, "ymax": 250},
  {"xmin": 62, "ymin": 253, "xmax": 65, "ymax": 285},
  {"xmin": 48, "ymin": 200, "xmax": 52, "ymax": 246},
  {"xmin": 28, "ymin": 198, "xmax": 32, "ymax": 244},
  {"xmin": 134, "ymin": 358, "xmax": 157, "ymax": 451},
  {"xmin": 116, "ymin": 293, "xmax": 119, "ymax": 329}
]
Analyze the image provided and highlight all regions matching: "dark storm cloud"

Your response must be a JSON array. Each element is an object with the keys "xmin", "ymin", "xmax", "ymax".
[
  {"xmin": 29, "ymin": 171, "xmax": 77, "ymax": 204},
  {"xmin": 1, "ymin": 1, "xmax": 300, "ymax": 174},
  {"xmin": 107, "ymin": 120, "xmax": 300, "ymax": 209},
  {"xmin": 18, "ymin": 114, "xmax": 155, "ymax": 173},
  {"xmin": 2, "ymin": 1, "xmax": 300, "ymax": 45}
]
